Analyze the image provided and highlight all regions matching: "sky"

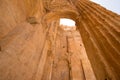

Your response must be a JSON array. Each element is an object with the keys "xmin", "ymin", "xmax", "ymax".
[
  {"xmin": 60, "ymin": 0, "xmax": 120, "ymax": 26},
  {"xmin": 90, "ymin": 0, "xmax": 120, "ymax": 14},
  {"xmin": 60, "ymin": 18, "xmax": 75, "ymax": 26}
]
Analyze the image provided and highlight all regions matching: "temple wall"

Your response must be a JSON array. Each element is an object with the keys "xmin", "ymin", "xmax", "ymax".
[
  {"xmin": 0, "ymin": 0, "xmax": 44, "ymax": 39},
  {"xmin": 0, "ymin": 0, "xmax": 59, "ymax": 79},
  {"xmin": 0, "ymin": 0, "xmax": 120, "ymax": 80}
]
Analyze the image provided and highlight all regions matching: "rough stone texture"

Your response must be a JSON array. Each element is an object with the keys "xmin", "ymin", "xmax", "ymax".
[{"xmin": 0, "ymin": 0, "xmax": 120, "ymax": 80}]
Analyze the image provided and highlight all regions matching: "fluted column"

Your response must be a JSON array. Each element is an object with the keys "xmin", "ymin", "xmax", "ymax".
[{"xmin": 72, "ymin": 0, "xmax": 120, "ymax": 80}]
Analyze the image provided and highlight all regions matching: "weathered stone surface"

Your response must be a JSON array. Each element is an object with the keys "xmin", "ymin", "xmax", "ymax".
[{"xmin": 0, "ymin": 0, "xmax": 120, "ymax": 80}]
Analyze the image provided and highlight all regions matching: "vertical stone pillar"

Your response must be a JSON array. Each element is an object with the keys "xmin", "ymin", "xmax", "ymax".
[{"xmin": 72, "ymin": 0, "xmax": 120, "ymax": 79}]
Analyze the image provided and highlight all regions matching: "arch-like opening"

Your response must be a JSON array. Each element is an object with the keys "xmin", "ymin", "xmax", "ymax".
[
  {"xmin": 44, "ymin": 10, "xmax": 79, "ymax": 23},
  {"xmin": 60, "ymin": 18, "xmax": 76, "ymax": 31},
  {"xmin": 43, "ymin": 10, "xmax": 79, "ymax": 31},
  {"xmin": 60, "ymin": 18, "xmax": 75, "ymax": 26}
]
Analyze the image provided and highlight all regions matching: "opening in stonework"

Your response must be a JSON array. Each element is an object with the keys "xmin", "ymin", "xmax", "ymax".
[{"xmin": 60, "ymin": 18, "xmax": 76, "ymax": 31}]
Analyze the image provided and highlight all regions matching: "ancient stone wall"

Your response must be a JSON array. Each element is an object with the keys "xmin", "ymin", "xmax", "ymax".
[
  {"xmin": 0, "ymin": 0, "xmax": 120, "ymax": 80},
  {"xmin": 0, "ymin": 0, "xmax": 59, "ymax": 79},
  {"xmin": 0, "ymin": 0, "xmax": 45, "ymax": 39}
]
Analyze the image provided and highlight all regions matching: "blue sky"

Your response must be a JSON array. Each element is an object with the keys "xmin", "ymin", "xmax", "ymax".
[
  {"xmin": 90, "ymin": 0, "xmax": 120, "ymax": 14},
  {"xmin": 60, "ymin": 0, "xmax": 120, "ymax": 26}
]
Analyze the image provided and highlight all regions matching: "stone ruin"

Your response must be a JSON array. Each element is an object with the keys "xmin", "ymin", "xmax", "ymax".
[{"xmin": 0, "ymin": 0, "xmax": 120, "ymax": 80}]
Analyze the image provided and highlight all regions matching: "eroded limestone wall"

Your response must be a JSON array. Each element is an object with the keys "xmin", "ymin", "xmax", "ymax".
[
  {"xmin": 0, "ymin": 0, "xmax": 44, "ymax": 40},
  {"xmin": 0, "ymin": 21, "xmax": 59, "ymax": 80},
  {"xmin": 0, "ymin": 0, "xmax": 120, "ymax": 80},
  {"xmin": 0, "ymin": 0, "xmax": 59, "ymax": 80}
]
